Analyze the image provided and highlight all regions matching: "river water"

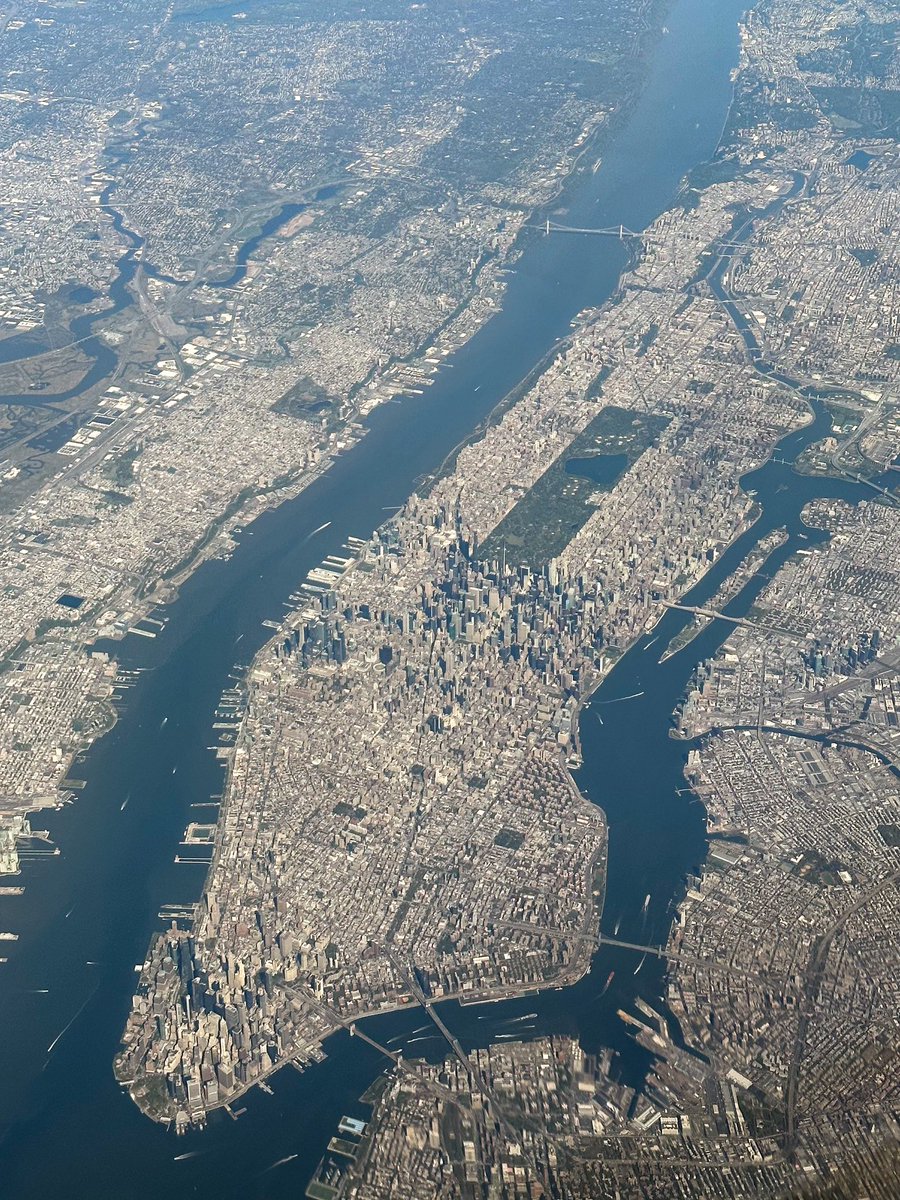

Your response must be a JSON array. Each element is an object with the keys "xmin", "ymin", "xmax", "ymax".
[
  {"xmin": 0, "ymin": 0, "xmax": 860, "ymax": 1194},
  {"xmin": 0, "ymin": 144, "xmax": 142, "ymax": 409}
]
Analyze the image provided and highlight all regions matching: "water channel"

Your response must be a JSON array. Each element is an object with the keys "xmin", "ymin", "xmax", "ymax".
[
  {"xmin": 0, "ymin": 145, "xmax": 143, "ymax": 409},
  {"xmin": 1, "ymin": 0, "xmax": 887, "ymax": 1194}
]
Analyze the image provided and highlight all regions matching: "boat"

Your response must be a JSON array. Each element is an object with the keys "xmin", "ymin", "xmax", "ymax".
[
  {"xmin": 500, "ymin": 1012, "xmax": 537, "ymax": 1026},
  {"xmin": 267, "ymin": 1154, "xmax": 298, "ymax": 1170}
]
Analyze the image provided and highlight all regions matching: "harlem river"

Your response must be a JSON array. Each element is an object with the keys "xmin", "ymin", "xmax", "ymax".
[{"xmin": 0, "ymin": 0, "xmax": 879, "ymax": 1194}]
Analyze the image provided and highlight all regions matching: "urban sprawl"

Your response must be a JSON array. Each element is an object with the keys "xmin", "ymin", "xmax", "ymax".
[{"xmin": 1, "ymin": 0, "xmax": 900, "ymax": 1196}]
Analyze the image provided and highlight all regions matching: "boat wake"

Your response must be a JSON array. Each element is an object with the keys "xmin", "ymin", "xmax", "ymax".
[{"xmin": 266, "ymin": 1154, "xmax": 298, "ymax": 1170}]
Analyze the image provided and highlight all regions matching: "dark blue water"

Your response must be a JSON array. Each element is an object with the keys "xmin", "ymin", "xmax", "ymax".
[
  {"xmin": 69, "ymin": 287, "xmax": 98, "ymax": 306},
  {"xmin": 205, "ymin": 186, "xmax": 344, "ymax": 290},
  {"xmin": 0, "ymin": 0, "xmax": 828, "ymax": 1195},
  {"xmin": 207, "ymin": 204, "xmax": 307, "ymax": 290},
  {"xmin": 565, "ymin": 452, "xmax": 629, "ymax": 486}
]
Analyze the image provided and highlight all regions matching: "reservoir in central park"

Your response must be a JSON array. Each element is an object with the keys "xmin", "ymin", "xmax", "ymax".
[{"xmin": 0, "ymin": 0, "xmax": 858, "ymax": 1195}]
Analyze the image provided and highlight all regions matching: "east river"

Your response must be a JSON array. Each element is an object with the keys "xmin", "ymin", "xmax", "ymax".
[{"xmin": 0, "ymin": 0, "xmax": 883, "ymax": 1194}]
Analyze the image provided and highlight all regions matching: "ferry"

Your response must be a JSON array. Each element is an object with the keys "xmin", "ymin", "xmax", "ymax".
[
  {"xmin": 500, "ymin": 1012, "xmax": 538, "ymax": 1026},
  {"xmin": 267, "ymin": 1155, "xmax": 298, "ymax": 1170}
]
